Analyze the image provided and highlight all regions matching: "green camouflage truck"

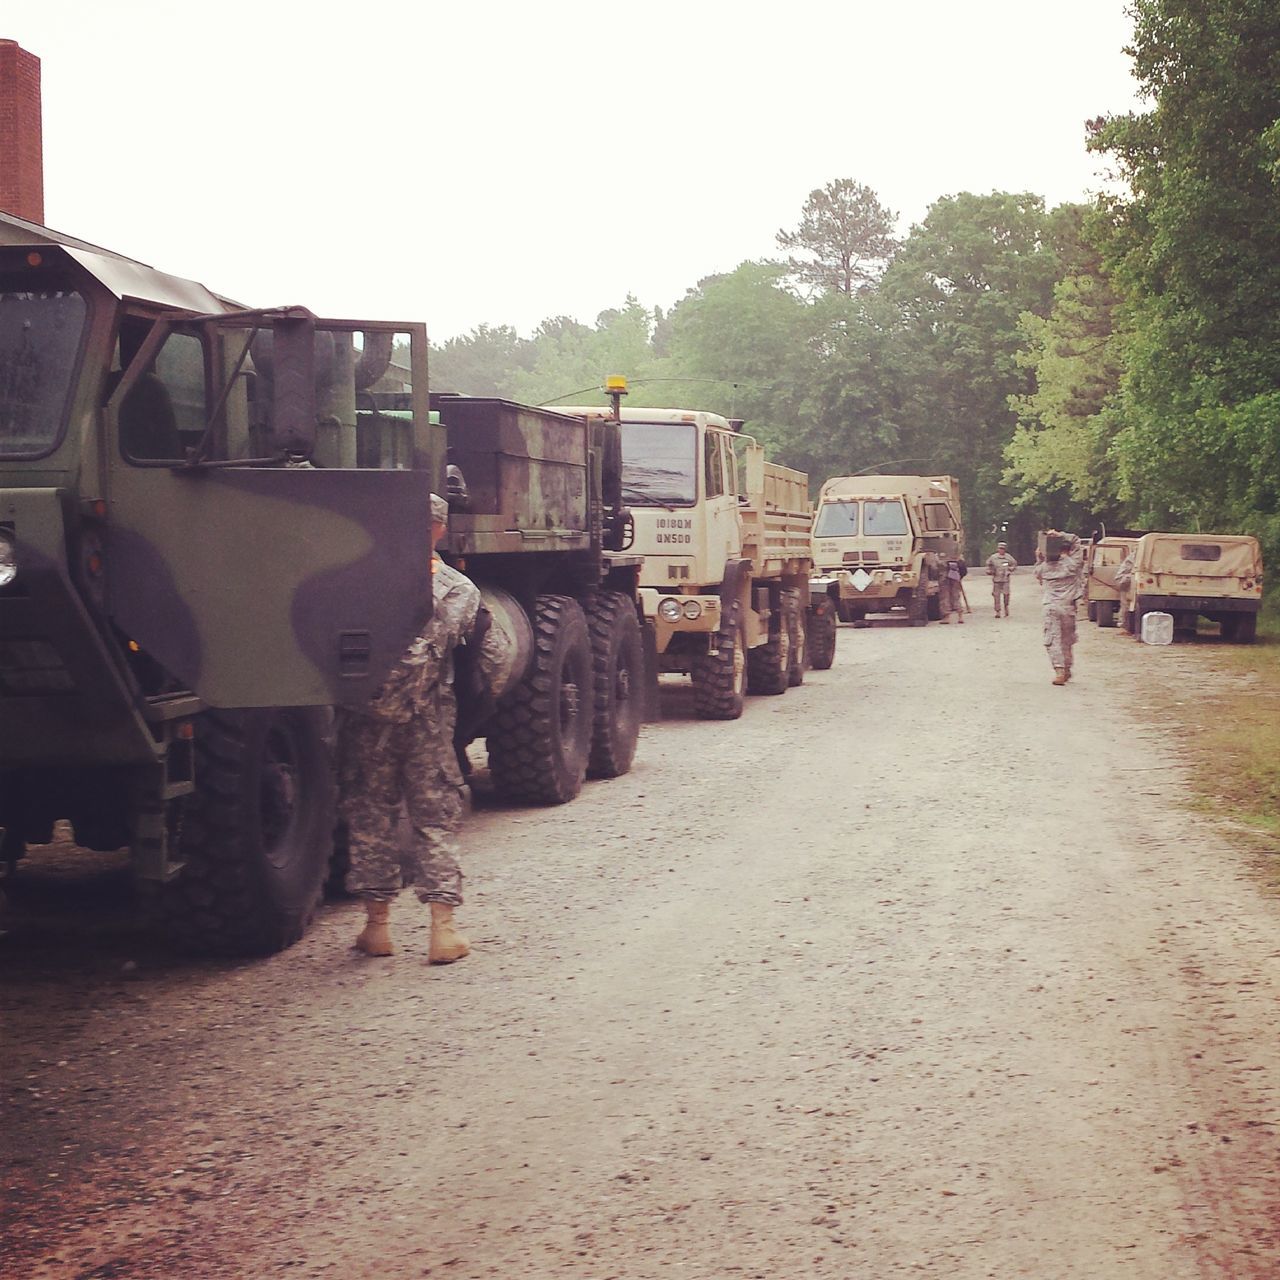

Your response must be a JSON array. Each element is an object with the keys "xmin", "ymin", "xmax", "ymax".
[
  {"xmin": 420, "ymin": 391, "xmax": 648, "ymax": 804},
  {"xmin": 0, "ymin": 215, "xmax": 441, "ymax": 953}
]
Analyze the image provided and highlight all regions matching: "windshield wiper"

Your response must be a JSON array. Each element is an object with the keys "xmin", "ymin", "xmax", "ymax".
[{"xmin": 621, "ymin": 483, "xmax": 677, "ymax": 512}]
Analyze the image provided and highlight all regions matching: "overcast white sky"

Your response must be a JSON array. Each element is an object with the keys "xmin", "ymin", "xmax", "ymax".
[{"xmin": 8, "ymin": 1, "xmax": 1143, "ymax": 340}]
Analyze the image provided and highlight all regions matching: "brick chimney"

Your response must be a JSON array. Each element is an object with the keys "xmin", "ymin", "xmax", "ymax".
[{"xmin": 0, "ymin": 40, "xmax": 44, "ymax": 225}]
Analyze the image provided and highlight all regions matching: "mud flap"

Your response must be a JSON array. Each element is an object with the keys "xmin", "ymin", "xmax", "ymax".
[{"xmin": 641, "ymin": 620, "xmax": 662, "ymax": 722}]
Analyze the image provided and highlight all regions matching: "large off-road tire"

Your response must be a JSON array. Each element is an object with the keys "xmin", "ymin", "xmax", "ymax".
[
  {"xmin": 908, "ymin": 577, "xmax": 930, "ymax": 627},
  {"xmin": 487, "ymin": 594, "xmax": 593, "ymax": 804},
  {"xmin": 807, "ymin": 597, "xmax": 837, "ymax": 670},
  {"xmin": 1097, "ymin": 600, "xmax": 1118, "ymax": 628},
  {"xmin": 160, "ymin": 707, "xmax": 335, "ymax": 956},
  {"xmin": 747, "ymin": 592, "xmax": 792, "ymax": 696},
  {"xmin": 785, "ymin": 590, "xmax": 806, "ymax": 687},
  {"xmin": 1087, "ymin": 601, "xmax": 1098, "ymax": 622},
  {"xmin": 691, "ymin": 600, "xmax": 747, "ymax": 720},
  {"xmin": 585, "ymin": 591, "xmax": 643, "ymax": 779}
]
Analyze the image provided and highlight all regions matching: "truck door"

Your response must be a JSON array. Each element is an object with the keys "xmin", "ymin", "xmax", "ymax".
[
  {"xmin": 705, "ymin": 428, "xmax": 741, "ymax": 568},
  {"xmin": 102, "ymin": 313, "xmax": 438, "ymax": 709}
]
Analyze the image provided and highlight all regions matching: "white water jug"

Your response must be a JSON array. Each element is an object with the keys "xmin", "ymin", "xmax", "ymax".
[{"xmin": 1140, "ymin": 611, "xmax": 1174, "ymax": 645}]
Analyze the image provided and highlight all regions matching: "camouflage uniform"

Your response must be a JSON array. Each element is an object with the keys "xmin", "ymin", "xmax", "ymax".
[
  {"xmin": 1034, "ymin": 537, "xmax": 1085, "ymax": 674},
  {"xmin": 986, "ymin": 550, "xmax": 1017, "ymax": 615},
  {"xmin": 939, "ymin": 557, "xmax": 967, "ymax": 623},
  {"xmin": 339, "ymin": 559, "xmax": 482, "ymax": 906}
]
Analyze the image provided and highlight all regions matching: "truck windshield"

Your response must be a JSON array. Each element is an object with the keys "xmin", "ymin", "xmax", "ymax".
[
  {"xmin": 863, "ymin": 499, "xmax": 909, "ymax": 536},
  {"xmin": 620, "ymin": 421, "xmax": 697, "ymax": 505},
  {"xmin": 814, "ymin": 501, "xmax": 859, "ymax": 537},
  {"xmin": 0, "ymin": 287, "xmax": 87, "ymax": 459}
]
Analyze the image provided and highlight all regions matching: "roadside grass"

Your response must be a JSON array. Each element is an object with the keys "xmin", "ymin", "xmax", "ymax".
[{"xmin": 1172, "ymin": 602, "xmax": 1280, "ymax": 848}]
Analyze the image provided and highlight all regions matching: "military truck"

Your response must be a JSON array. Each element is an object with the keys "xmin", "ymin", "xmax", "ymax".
[
  {"xmin": 809, "ymin": 474, "xmax": 964, "ymax": 625},
  {"xmin": 0, "ymin": 216, "xmax": 442, "ymax": 954},
  {"xmin": 1119, "ymin": 533, "xmax": 1264, "ymax": 642},
  {"xmin": 421, "ymin": 391, "xmax": 647, "ymax": 803},
  {"xmin": 552, "ymin": 393, "xmax": 834, "ymax": 719},
  {"xmin": 1084, "ymin": 536, "xmax": 1138, "ymax": 628}
]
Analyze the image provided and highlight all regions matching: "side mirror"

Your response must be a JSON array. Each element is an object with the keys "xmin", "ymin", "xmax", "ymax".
[{"xmin": 269, "ymin": 311, "xmax": 318, "ymax": 457}]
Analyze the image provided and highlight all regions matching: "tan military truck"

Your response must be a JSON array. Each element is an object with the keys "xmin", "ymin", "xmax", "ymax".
[
  {"xmin": 554, "ymin": 395, "xmax": 834, "ymax": 719},
  {"xmin": 809, "ymin": 474, "xmax": 963, "ymax": 625},
  {"xmin": 1119, "ymin": 533, "xmax": 1264, "ymax": 642},
  {"xmin": 1084, "ymin": 536, "xmax": 1138, "ymax": 628}
]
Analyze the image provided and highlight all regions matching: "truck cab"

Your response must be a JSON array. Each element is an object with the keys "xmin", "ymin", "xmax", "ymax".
[
  {"xmin": 0, "ymin": 220, "xmax": 439, "ymax": 953},
  {"xmin": 556, "ymin": 401, "xmax": 824, "ymax": 718},
  {"xmin": 810, "ymin": 475, "xmax": 963, "ymax": 625}
]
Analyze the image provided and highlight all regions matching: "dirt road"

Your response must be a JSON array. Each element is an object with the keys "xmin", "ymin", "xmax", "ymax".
[{"xmin": 5, "ymin": 585, "xmax": 1280, "ymax": 1278}]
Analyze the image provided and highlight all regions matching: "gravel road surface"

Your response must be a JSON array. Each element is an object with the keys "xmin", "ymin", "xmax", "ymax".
[{"xmin": 4, "ymin": 588, "xmax": 1280, "ymax": 1278}]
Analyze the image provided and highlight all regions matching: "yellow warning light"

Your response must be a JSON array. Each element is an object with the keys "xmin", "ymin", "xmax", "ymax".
[
  {"xmin": 128, "ymin": 640, "xmax": 141, "ymax": 652},
  {"xmin": 605, "ymin": 375, "xmax": 628, "ymax": 393}
]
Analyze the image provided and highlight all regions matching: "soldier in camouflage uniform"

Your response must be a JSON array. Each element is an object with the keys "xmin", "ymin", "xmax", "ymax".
[
  {"xmin": 985, "ymin": 542, "xmax": 1017, "ymax": 617},
  {"xmin": 939, "ymin": 556, "xmax": 968, "ymax": 624},
  {"xmin": 1034, "ymin": 530, "xmax": 1086, "ymax": 685},
  {"xmin": 339, "ymin": 493, "xmax": 484, "ymax": 964}
]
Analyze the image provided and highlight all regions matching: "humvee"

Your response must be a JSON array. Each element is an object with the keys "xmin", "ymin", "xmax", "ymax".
[
  {"xmin": 1119, "ymin": 533, "xmax": 1263, "ymax": 642},
  {"xmin": 1084, "ymin": 536, "xmax": 1138, "ymax": 628}
]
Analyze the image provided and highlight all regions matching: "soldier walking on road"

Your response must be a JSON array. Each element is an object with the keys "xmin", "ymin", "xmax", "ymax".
[
  {"xmin": 986, "ymin": 542, "xmax": 1018, "ymax": 617},
  {"xmin": 1034, "ymin": 530, "xmax": 1086, "ymax": 685},
  {"xmin": 338, "ymin": 493, "xmax": 493, "ymax": 964}
]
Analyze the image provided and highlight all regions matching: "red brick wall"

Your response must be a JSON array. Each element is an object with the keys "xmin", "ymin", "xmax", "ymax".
[{"xmin": 0, "ymin": 40, "xmax": 44, "ymax": 225}]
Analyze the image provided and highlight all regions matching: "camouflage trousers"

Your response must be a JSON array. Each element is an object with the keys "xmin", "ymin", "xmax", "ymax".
[
  {"xmin": 1042, "ymin": 602, "xmax": 1077, "ymax": 671},
  {"xmin": 992, "ymin": 581, "xmax": 1011, "ymax": 612},
  {"xmin": 939, "ymin": 579, "xmax": 965, "ymax": 621},
  {"xmin": 337, "ymin": 709, "xmax": 464, "ymax": 906}
]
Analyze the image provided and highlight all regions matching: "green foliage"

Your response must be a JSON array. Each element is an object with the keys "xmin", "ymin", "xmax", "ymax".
[
  {"xmin": 776, "ymin": 178, "xmax": 898, "ymax": 297},
  {"xmin": 1085, "ymin": 0, "xmax": 1280, "ymax": 562},
  {"xmin": 877, "ymin": 192, "xmax": 1065, "ymax": 550}
]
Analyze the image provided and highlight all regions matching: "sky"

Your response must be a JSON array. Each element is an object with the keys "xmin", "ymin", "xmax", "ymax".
[{"xmin": 7, "ymin": 1, "xmax": 1145, "ymax": 341}]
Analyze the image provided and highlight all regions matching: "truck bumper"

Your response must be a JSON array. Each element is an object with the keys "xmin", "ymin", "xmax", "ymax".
[
  {"xmin": 637, "ymin": 589, "xmax": 722, "ymax": 655},
  {"xmin": 812, "ymin": 567, "xmax": 916, "ymax": 603},
  {"xmin": 1137, "ymin": 594, "xmax": 1261, "ymax": 615}
]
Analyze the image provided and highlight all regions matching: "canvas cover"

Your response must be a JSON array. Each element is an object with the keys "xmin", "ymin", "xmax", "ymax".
[{"xmin": 1137, "ymin": 534, "xmax": 1262, "ymax": 579}]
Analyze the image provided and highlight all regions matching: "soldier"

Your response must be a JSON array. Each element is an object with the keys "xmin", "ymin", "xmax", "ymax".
[
  {"xmin": 986, "ymin": 541, "xmax": 1018, "ymax": 617},
  {"xmin": 339, "ymin": 493, "xmax": 490, "ymax": 964},
  {"xmin": 939, "ymin": 555, "xmax": 968, "ymax": 624},
  {"xmin": 1034, "ymin": 530, "xmax": 1086, "ymax": 685}
]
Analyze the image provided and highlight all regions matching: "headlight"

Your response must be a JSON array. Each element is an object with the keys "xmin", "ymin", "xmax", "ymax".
[
  {"xmin": 892, "ymin": 572, "xmax": 904, "ymax": 582},
  {"xmin": 681, "ymin": 599, "xmax": 703, "ymax": 620},
  {"xmin": 0, "ymin": 529, "xmax": 16, "ymax": 588},
  {"xmin": 657, "ymin": 597, "xmax": 683, "ymax": 623}
]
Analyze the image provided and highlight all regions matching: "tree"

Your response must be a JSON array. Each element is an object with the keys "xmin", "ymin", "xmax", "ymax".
[
  {"xmin": 776, "ymin": 179, "xmax": 898, "ymax": 297},
  {"xmin": 429, "ymin": 324, "xmax": 534, "ymax": 397},
  {"xmin": 1088, "ymin": 0, "xmax": 1280, "ymax": 547},
  {"xmin": 878, "ymin": 192, "xmax": 1064, "ymax": 551},
  {"xmin": 1004, "ymin": 203, "xmax": 1128, "ymax": 520}
]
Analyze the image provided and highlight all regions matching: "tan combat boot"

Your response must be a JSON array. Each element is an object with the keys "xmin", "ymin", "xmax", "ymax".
[
  {"xmin": 429, "ymin": 902, "xmax": 470, "ymax": 964},
  {"xmin": 354, "ymin": 900, "xmax": 394, "ymax": 956},
  {"xmin": 1052, "ymin": 667, "xmax": 1067, "ymax": 686}
]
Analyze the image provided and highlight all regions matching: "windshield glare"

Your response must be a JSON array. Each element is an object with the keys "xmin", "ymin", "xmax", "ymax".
[
  {"xmin": 620, "ymin": 421, "xmax": 697, "ymax": 505},
  {"xmin": 814, "ymin": 501, "xmax": 859, "ymax": 537},
  {"xmin": 0, "ymin": 286, "xmax": 87, "ymax": 459},
  {"xmin": 863, "ymin": 499, "xmax": 909, "ymax": 536}
]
